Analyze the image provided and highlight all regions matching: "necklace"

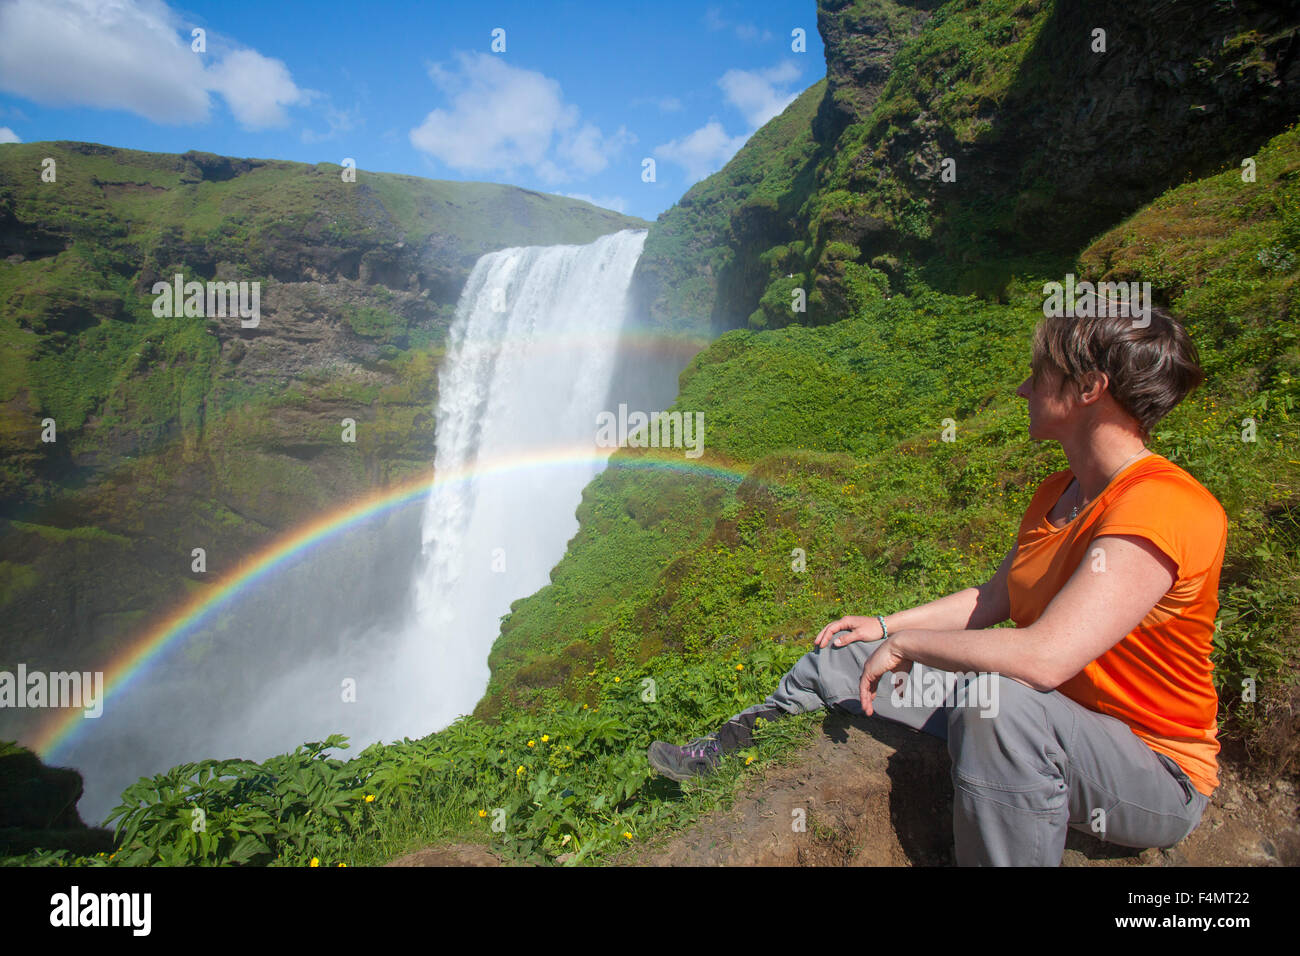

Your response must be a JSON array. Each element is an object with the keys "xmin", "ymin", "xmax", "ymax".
[{"xmin": 1067, "ymin": 447, "xmax": 1149, "ymax": 521}]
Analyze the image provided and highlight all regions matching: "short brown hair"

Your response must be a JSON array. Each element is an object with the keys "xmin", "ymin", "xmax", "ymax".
[{"xmin": 1030, "ymin": 295, "xmax": 1205, "ymax": 438}]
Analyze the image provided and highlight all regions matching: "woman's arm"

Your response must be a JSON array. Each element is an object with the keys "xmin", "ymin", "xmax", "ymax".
[
  {"xmin": 814, "ymin": 544, "xmax": 1018, "ymax": 648},
  {"xmin": 856, "ymin": 534, "xmax": 1176, "ymax": 713}
]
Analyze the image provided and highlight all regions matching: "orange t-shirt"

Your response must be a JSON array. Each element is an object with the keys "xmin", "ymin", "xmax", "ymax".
[{"xmin": 1006, "ymin": 452, "xmax": 1228, "ymax": 795}]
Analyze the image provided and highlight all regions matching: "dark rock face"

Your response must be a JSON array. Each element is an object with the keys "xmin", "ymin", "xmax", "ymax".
[
  {"xmin": 819, "ymin": 0, "xmax": 1300, "ymax": 299},
  {"xmin": 0, "ymin": 743, "xmax": 114, "ymax": 856},
  {"xmin": 993, "ymin": 0, "xmax": 1300, "ymax": 249},
  {"xmin": 0, "ymin": 746, "xmax": 83, "ymax": 829},
  {"xmin": 0, "ymin": 205, "xmax": 67, "ymax": 261},
  {"xmin": 815, "ymin": 0, "xmax": 943, "ymax": 143},
  {"xmin": 178, "ymin": 150, "xmax": 265, "ymax": 183}
]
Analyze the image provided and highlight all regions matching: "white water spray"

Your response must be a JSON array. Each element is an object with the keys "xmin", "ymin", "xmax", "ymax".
[{"xmin": 401, "ymin": 227, "xmax": 649, "ymax": 723}]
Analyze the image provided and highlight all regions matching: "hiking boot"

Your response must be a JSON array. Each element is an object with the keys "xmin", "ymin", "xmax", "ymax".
[
  {"xmin": 647, "ymin": 734, "xmax": 724, "ymax": 782},
  {"xmin": 648, "ymin": 706, "xmax": 789, "ymax": 781}
]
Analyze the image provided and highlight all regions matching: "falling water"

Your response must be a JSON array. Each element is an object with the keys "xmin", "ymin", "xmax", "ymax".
[{"xmin": 406, "ymin": 227, "xmax": 649, "ymax": 723}]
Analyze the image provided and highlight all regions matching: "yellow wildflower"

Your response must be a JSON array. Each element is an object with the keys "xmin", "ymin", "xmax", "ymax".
[
  {"xmin": 745, "ymin": 756, "xmax": 754, "ymax": 765},
  {"xmin": 528, "ymin": 739, "xmax": 536, "ymax": 747},
  {"xmin": 517, "ymin": 765, "xmax": 525, "ymax": 776},
  {"xmin": 614, "ymin": 676, "xmax": 620, "ymax": 683},
  {"xmin": 479, "ymin": 809, "xmax": 488, "ymax": 818},
  {"xmin": 541, "ymin": 734, "xmax": 549, "ymax": 742},
  {"xmin": 623, "ymin": 832, "xmax": 633, "ymax": 840},
  {"xmin": 364, "ymin": 794, "xmax": 375, "ymax": 803},
  {"xmin": 736, "ymin": 664, "xmax": 744, "ymax": 671},
  {"xmin": 310, "ymin": 858, "xmax": 320, "ymax": 867}
]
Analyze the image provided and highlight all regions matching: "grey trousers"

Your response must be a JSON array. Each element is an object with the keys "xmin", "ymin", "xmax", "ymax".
[{"xmin": 729, "ymin": 635, "xmax": 1210, "ymax": 866}]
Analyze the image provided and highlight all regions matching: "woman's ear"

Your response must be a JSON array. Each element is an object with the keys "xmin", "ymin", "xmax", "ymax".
[{"xmin": 1075, "ymin": 371, "xmax": 1110, "ymax": 406}]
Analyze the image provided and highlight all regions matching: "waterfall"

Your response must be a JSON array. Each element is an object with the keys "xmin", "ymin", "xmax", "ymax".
[
  {"xmin": 405, "ymin": 227, "xmax": 648, "ymax": 723},
  {"xmin": 50, "ymin": 228, "xmax": 648, "ymax": 826}
]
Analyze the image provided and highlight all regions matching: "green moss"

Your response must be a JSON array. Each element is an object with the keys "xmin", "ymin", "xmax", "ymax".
[
  {"xmin": 343, "ymin": 305, "xmax": 406, "ymax": 342},
  {"xmin": 9, "ymin": 521, "xmax": 131, "ymax": 546},
  {"xmin": 0, "ymin": 561, "xmax": 39, "ymax": 607}
]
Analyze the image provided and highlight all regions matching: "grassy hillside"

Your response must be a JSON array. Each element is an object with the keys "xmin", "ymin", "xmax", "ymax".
[
  {"xmin": 12, "ymin": 120, "xmax": 1294, "ymax": 868},
  {"xmin": 629, "ymin": 79, "xmax": 829, "ymax": 335}
]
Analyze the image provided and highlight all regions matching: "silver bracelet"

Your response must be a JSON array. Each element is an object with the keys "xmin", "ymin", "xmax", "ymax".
[{"xmin": 877, "ymin": 614, "xmax": 888, "ymax": 641}]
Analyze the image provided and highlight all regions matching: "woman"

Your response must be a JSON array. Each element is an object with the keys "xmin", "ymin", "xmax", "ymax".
[{"xmin": 648, "ymin": 295, "xmax": 1228, "ymax": 866}]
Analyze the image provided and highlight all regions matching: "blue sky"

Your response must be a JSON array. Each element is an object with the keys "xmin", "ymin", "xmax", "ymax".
[{"xmin": 0, "ymin": 0, "xmax": 825, "ymax": 220}]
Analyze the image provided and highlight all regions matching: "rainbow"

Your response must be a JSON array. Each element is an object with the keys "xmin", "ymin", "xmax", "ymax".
[{"xmin": 31, "ymin": 445, "xmax": 752, "ymax": 761}]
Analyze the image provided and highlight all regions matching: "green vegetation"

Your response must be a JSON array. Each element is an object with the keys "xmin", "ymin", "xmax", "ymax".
[
  {"xmin": 9, "ymin": 647, "xmax": 819, "ymax": 867},
  {"xmin": 2, "ymin": 0, "xmax": 1297, "ymax": 867},
  {"xmin": 9, "ymin": 121, "xmax": 1294, "ymax": 868},
  {"xmin": 0, "ymin": 560, "xmax": 38, "ymax": 606},
  {"xmin": 8, "ymin": 521, "xmax": 131, "ymax": 546},
  {"xmin": 658, "ymin": 0, "xmax": 1295, "ymax": 332}
]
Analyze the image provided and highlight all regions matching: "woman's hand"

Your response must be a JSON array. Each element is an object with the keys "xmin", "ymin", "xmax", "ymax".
[
  {"xmin": 859, "ymin": 635, "xmax": 914, "ymax": 717},
  {"xmin": 813, "ymin": 615, "xmax": 883, "ymax": 648}
]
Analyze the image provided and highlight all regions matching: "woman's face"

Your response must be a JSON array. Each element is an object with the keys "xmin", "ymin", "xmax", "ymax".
[{"xmin": 1016, "ymin": 367, "xmax": 1077, "ymax": 441}]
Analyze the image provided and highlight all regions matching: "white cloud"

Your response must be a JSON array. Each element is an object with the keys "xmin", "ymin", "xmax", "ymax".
[
  {"xmin": 651, "ymin": 60, "xmax": 802, "ymax": 186},
  {"xmin": 409, "ymin": 51, "xmax": 632, "ymax": 184},
  {"xmin": 653, "ymin": 120, "xmax": 749, "ymax": 184},
  {"xmin": 207, "ymin": 48, "xmax": 308, "ymax": 129},
  {"xmin": 0, "ymin": 0, "xmax": 210, "ymax": 123},
  {"xmin": 559, "ymin": 121, "xmax": 635, "ymax": 177},
  {"xmin": 718, "ymin": 62, "xmax": 801, "ymax": 128},
  {"xmin": 562, "ymin": 192, "xmax": 628, "ymax": 214},
  {"xmin": 0, "ymin": 0, "xmax": 307, "ymax": 129},
  {"xmin": 0, "ymin": 127, "xmax": 21, "ymax": 143}
]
